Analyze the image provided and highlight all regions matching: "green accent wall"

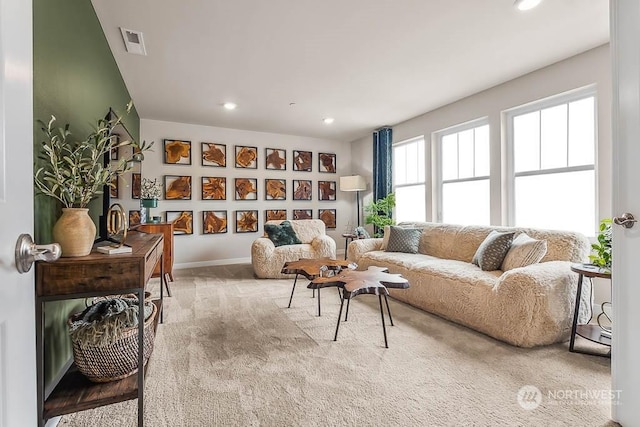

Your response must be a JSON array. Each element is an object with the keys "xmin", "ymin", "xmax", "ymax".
[{"xmin": 34, "ymin": 0, "xmax": 140, "ymax": 389}]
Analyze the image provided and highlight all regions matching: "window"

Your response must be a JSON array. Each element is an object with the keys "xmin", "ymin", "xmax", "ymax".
[
  {"xmin": 437, "ymin": 122, "xmax": 490, "ymax": 225},
  {"xmin": 508, "ymin": 90, "xmax": 596, "ymax": 236},
  {"xmin": 393, "ymin": 137, "xmax": 426, "ymax": 223}
]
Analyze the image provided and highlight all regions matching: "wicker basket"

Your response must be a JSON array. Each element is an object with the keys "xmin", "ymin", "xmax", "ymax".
[{"xmin": 68, "ymin": 301, "xmax": 157, "ymax": 383}]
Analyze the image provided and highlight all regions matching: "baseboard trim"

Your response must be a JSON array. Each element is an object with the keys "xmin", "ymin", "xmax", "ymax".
[{"xmin": 174, "ymin": 257, "xmax": 251, "ymax": 269}]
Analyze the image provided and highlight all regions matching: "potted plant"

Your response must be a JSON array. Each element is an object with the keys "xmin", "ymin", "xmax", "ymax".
[
  {"xmin": 140, "ymin": 178, "xmax": 162, "ymax": 223},
  {"xmin": 34, "ymin": 103, "xmax": 151, "ymax": 256},
  {"xmin": 589, "ymin": 218, "xmax": 612, "ymax": 272},
  {"xmin": 364, "ymin": 193, "xmax": 396, "ymax": 237}
]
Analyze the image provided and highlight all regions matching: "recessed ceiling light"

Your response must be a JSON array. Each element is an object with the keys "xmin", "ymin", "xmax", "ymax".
[
  {"xmin": 323, "ymin": 117, "xmax": 335, "ymax": 125},
  {"xmin": 514, "ymin": 0, "xmax": 542, "ymax": 11},
  {"xmin": 223, "ymin": 102, "xmax": 237, "ymax": 110}
]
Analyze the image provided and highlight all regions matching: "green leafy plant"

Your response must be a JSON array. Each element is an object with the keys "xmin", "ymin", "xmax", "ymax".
[
  {"xmin": 364, "ymin": 192, "xmax": 396, "ymax": 237},
  {"xmin": 589, "ymin": 218, "xmax": 612, "ymax": 271},
  {"xmin": 34, "ymin": 102, "xmax": 152, "ymax": 208}
]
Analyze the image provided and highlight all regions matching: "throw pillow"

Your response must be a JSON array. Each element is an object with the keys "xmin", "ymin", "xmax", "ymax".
[
  {"xmin": 385, "ymin": 226, "xmax": 421, "ymax": 254},
  {"xmin": 264, "ymin": 221, "xmax": 302, "ymax": 247},
  {"xmin": 501, "ymin": 233, "xmax": 547, "ymax": 271},
  {"xmin": 472, "ymin": 230, "xmax": 516, "ymax": 271}
]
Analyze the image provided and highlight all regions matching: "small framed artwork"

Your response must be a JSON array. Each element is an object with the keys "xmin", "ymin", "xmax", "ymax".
[
  {"xmin": 293, "ymin": 180, "xmax": 312, "ymax": 201},
  {"xmin": 265, "ymin": 179, "xmax": 286, "ymax": 200},
  {"xmin": 166, "ymin": 210, "xmax": 194, "ymax": 235},
  {"xmin": 165, "ymin": 175, "xmax": 192, "ymax": 200},
  {"xmin": 235, "ymin": 145, "xmax": 258, "ymax": 169},
  {"xmin": 318, "ymin": 181, "xmax": 336, "ymax": 201},
  {"xmin": 110, "ymin": 136, "xmax": 119, "ymax": 161},
  {"xmin": 318, "ymin": 153, "xmax": 336, "ymax": 173},
  {"xmin": 110, "ymin": 176, "xmax": 119, "ymax": 199},
  {"xmin": 265, "ymin": 210, "xmax": 286, "ymax": 222},
  {"xmin": 164, "ymin": 139, "xmax": 192, "ymax": 165},
  {"xmin": 201, "ymin": 142, "xmax": 226, "ymax": 167},
  {"xmin": 265, "ymin": 148, "xmax": 286, "ymax": 170},
  {"xmin": 132, "ymin": 173, "xmax": 141, "ymax": 199},
  {"xmin": 293, "ymin": 150, "xmax": 312, "ymax": 172},
  {"xmin": 235, "ymin": 178, "xmax": 258, "ymax": 200},
  {"xmin": 202, "ymin": 177, "xmax": 226, "ymax": 200},
  {"xmin": 129, "ymin": 210, "xmax": 141, "ymax": 227},
  {"xmin": 235, "ymin": 210, "xmax": 259, "ymax": 233},
  {"xmin": 203, "ymin": 210, "xmax": 228, "ymax": 234},
  {"xmin": 293, "ymin": 209, "xmax": 312, "ymax": 220},
  {"xmin": 319, "ymin": 209, "xmax": 337, "ymax": 229}
]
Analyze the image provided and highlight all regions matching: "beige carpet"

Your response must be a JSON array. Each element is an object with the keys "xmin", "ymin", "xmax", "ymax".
[{"xmin": 59, "ymin": 264, "xmax": 615, "ymax": 427}]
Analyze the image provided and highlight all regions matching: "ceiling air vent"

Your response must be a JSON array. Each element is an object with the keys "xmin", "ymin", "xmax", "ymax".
[{"xmin": 120, "ymin": 27, "xmax": 147, "ymax": 56}]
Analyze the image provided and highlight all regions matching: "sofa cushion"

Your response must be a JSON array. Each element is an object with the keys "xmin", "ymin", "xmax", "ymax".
[
  {"xmin": 385, "ymin": 226, "xmax": 421, "ymax": 253},
  {"xmin": 264, "ymin": 221, "xmax": 302, "ymax": 247},
  {"xmin": 501, "ymin": 233, "xmax": 547, "ymax": 271},
  {"xmin": 472, "ymin": 231, "xmax": 515, "ymax": 271}
]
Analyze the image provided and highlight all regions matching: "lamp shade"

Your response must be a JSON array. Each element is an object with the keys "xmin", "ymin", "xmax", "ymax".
[{"xmin": 339, "ymin": 175, "xmax": 366, "ymax": 192}]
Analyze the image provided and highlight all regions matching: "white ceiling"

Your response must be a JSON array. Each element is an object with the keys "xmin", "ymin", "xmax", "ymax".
[{"xmin": 92, "ymin": 0, "xmax": 609, "ymax": 142}]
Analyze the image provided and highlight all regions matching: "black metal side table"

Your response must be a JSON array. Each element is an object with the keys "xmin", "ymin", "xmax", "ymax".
[
  {"xmin": 569, "ymin": 263, "xmax": 611, "ymax": 357},
  {"xmin": 341, "ymin": 233, "xmax": 358, "ymax": 259}
]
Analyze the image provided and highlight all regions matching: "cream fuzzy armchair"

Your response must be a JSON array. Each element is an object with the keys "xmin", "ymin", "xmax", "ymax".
[{"xmin": 251, "ymin": 219, "xmax": 336, "ymax": 278}]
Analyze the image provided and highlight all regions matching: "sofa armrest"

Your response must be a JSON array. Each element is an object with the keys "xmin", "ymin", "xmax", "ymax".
[
  {"xmin": 311, "ymin": 235, "xmax": 337, "ymax": 258},
  {"xmin": 251, "ymin": 237, "xmax": 276, "ymax": 262},
  {"xmin": 495, "ymin": 261, "xmax": 591, "ymax": 344},
  {"xmin": 347, "ymin": 238, "xmax": 383, "ymax": 263}
]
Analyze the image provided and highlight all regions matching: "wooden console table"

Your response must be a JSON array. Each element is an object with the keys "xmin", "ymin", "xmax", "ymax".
[
  {"xmin": 137, "ymin": 222, "xmax": 175, "ymax": 295},
  {"xmin": 35, "ymin": 232, "xmax": 165, "ymax": 427},
  {"xmin": 569, "ymin": 263, "xmax": 611, "ymax": 357}
]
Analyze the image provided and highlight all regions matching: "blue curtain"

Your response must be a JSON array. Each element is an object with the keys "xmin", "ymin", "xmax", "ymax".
[{"xmin": 373, "ymin": 127, "xmax": 393, "ymax": 201}]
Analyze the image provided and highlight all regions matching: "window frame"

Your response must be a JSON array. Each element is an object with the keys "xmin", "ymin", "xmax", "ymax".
[
  {"xmin": 505, "ymin": 86, "xmax": 597, "ymax": 231},
  {"xmin": 434, "ymin": 117, "xmax": 490, "ymax": 224},
  {"xmin": 392, "ymin": 136, "xmax": 426, "ymax": 223}
]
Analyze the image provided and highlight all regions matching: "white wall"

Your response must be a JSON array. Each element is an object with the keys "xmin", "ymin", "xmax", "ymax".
[
  {"xmin": 350, "ymin": 44, "xmax": 612, "ymax": 307},
  {"xmin": 139, "ymin": 119, "xmax": 352, "ymax": 267}
]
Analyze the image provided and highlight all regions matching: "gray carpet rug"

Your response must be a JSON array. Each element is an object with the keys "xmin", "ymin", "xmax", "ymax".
[{"xmin": 59, "ymin": 264, "xmax": 615, "ymax": 426}]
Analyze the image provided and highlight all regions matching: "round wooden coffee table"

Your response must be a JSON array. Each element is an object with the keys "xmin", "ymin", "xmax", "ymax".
[{"xmin": 281, "ymin": 257, "xmax": 355, "ymax": 316}]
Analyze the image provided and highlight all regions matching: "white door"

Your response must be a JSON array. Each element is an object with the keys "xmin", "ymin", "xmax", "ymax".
[
  {"xmin": 0, "ymin": 0, "xmax": 36, "ymax": 426},
  {"xmin": 610, "ymin": 1, "xmax": 640, "ymax": 425}
]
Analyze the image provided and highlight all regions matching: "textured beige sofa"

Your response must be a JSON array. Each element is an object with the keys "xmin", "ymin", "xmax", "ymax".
[
  {"xmin": 348, "ymin": 222, "xmax": 591, "ymax": 347},
  {"xmin": 252, "ymin": 219, "xmax": 336, "ymax": 279}
]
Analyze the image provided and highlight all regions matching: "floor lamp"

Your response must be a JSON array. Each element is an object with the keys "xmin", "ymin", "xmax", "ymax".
[{"xmin": 339, "ymin": 175, "xmax": 367, "ymax": 228}]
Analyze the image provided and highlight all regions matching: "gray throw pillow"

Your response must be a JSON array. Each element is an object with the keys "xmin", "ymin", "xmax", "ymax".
[
  {"xmin": 385, "ymin": 226, "xmax": 421, "ymax": 254},
  {"xmin": 472, "ymin": 230, "xmax": 516, "ymax": 271}
]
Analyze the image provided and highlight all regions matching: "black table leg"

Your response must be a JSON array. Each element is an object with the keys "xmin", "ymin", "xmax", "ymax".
[
  {"xmin": 287, "ymin": 274, "xmax": 298, "ymax": 308},
  {"xmin": 317, "ymin": 288, "xmax": 321, "ymax": 316},
  {"xmin": 383, "ymin": 293, "xmax": 394, "ymax": 326},
  {"xmin": 344, "ymin": 298, "xmax": 351, "ymax": 321},
  {"xmin": 569, "ymin": 273, "xmax": 584, "ymax": 352},
  {"xmin": 334, "ymin": 294, "xmax": 346, "ymax": 341},
  {"xmin": 378, "ymin": 294, "xmax": 389, "ymax": 348}
]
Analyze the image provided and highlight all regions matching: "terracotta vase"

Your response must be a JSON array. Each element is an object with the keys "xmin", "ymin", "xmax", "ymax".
[{"xmin": 52, "ymin": 208, "xmax": 96, "ymax": 257}]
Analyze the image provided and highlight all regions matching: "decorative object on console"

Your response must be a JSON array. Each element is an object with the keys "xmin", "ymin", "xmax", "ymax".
[
  {"xmin": 166, "ymin": 211, "xmax": 193, "ymax": 235},
  {"xmin": 164, "ymin": 175, "xmax": 192, "ymax": 200},
  {"xmin": 235, "ymin": 178, "xmax": 258, "ymax": 200},
  {"xmin": 202, "ymin": 210, "xmax": 228, "ymax": 234},
  {"xmin": 201, "ymin": 177, "xmax": 226, "ymax": 200},
  {"xmin": 201, "ymin": 142, "xmax": 226, "ymax": 167},
  {"xmin": 589, "ymin": 218, "xmax": 612, "ymax": 272},
  {"xmin": 319, "ymin": 209, "xmax": 336, "ymax": 229},
  {"xmin": 293, "ymin": 150, "xmax": 312, "ymax": 171},
  {"xmin": 318, "ymin": 181, "xmax": 336, "ymax": 201},
  {"xmin": 236, "ymin": 210, "xmax": 259, "ymax": 233},
  {"xmin": 319, "ymin": 153, "xmax": 336, "ymax": 173},
  {"xmin": 472, "ymin": 230, "xmax": 516, "ymax": 271},
  {"xmin": 266, "ymin": 148, "xmax": 286, "ymax": 170},
  {"xmin": 34, "ymin": 104, "xmax": 151, "ymax": 257},
  {"xmin": 293, "ymin": 180, "xmax": 312, "ymax": 201},
  {"xmin": 235, "ymin": 145, "xmax": 258, "ymax": 168},
  {"xmin": 265, "ymin": 179, "xmax": 286, "ymax": 200},
  {"xmin": 164, "ymin": 139, "xmax": 191, "ymax": 164},
  {"xmin": 140, "ymin": 178, "xmax": 162, "ymax": 224},
  {"xmin": 264, "ymin": 220, "xmax": 302, "ymax": 247},
  {"xmin": 364, "ymin": 191, "xmax": 395, "ymax": 237},
  {"xmin": 340, "ymin": 175, "xmax": 367, "ymax": 228}
]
